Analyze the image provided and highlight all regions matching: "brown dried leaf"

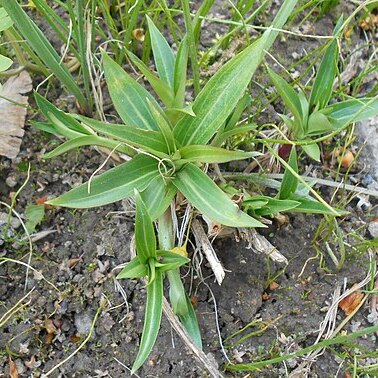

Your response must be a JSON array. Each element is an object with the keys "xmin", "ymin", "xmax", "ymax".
[
  {"xmin": 339, "ymin": 289, "xmax": 364, "ymax": 315},
  {"xmin": 0, "ymin": 71, "xmax": 32, "ymax": 159},
  {"xmin": 9, "ymin": 356, "xmax": 19, "ymax": 378}
]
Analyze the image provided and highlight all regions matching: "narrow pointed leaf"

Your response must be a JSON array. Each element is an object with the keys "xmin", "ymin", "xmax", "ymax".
[
  {"xmin": 134, "ymin": 190, "xmax": 157, "ymax": 263},
  {"xmin": 75, "ymin": 115, "xmax": 169, "ymax": 154},
  {"xmin": 141, "ymin": 176, "xmax": 177, "ymax": 221},
  {"xmin": 173, "ymin": 29, "xmax": 272, "ymax": 146},
  {"xmin": 131, "ymin": 271, "xmax": 163, "ymax": 373},
  {"xmin": 167, "ymin": 270, "xmax": 190, "ymax": 316},
  {"xmin": 288, "ymin": 194, "xmax": 348, "ymax": 216},
  {"xmin": 172, "ymin": 163, "xmax": 265, "ymax": 227},
  {"xmin": 156, "ymin": 250, "xmax": 190, "ymax": 272},
  {"xmin": 179, "ymin": 145, "xmax": 260, "ymax": 163},
  {"xmin": 279, "ymin": 147, "xmax": 298, "ymax": 199},
  {"xmin": 146, "ymin": 16, "xmax": 175, "ymax": 87},
  {"xmin": 126, "ymin": 50, "xmax": 174, "ymax": 106},
  {"xmin": 146, "ymin": 99, "xmax": 176, "ymax": 154},
  {"xmin": 43, "ymin": 135, "xmax": 131, "ymax": 159},
  {"xmin": 309, "ymin": 40, "xmax": 338, "ymax": 110},
  {"xmin": 173, "ymin": 36, "xmax": 188, "ymax": 107},
  {"xmin": 117, "ymin": 256, "xmax": 148, "ymax": 279},
  {"xmin": 267, "ymin": 67, "xmax": 303, "ymax": 124},
  {"xmin": 47, "ymin": 154, "xmax": 159, "ymax": 208},
  {"xmin": 179, "ymin": 295, "xmax": 203, "ymax": 349},
  {"xmin": 322, "ymin": 98, "xmax": 378, "ymax": 129},
  {"xmin": 102, "ymin": 51, "xmax": 163, "ymax": 131},
  {"xmin": 35, "ymin": 92, "xmax": 91, "ymax": 135}
]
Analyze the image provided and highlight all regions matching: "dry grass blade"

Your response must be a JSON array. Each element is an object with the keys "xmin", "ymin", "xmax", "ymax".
[{"xmin": 0, "ymin": 71, "xmax": 32, "ymax": 159}]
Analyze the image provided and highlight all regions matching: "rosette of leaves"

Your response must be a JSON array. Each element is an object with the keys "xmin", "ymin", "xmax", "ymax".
[
  {"xmin": 32, "ymin": 0, "xmax": 300, "ymax": 371},
  {"xmin": 267, "ymin": 19, "xmax": 378, "ymax": 162}
]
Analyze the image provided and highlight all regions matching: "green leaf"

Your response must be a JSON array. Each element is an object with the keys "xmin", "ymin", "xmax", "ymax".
[
  {"xmin": 126, "ymin": 50, "xmax": 174, "ymax": 106},
  {"xmin": 146, "ymin": 16, "xmax": 175, "ymax": 88},
  {"xmin": 25, "ymin": 204, "xmax": 45, "ymax": 233},
  {"xmin": 42, "ymin": 135, "xmax": 131, "ymax": 159},
  {"xmin": 322, "ymin": 98, "xmax": 378, "ymax": 129},
  {"xmin": 174, "ymin": 28, "xmax": 273, "ymax": 146},
  {"xmin": 288, "ymin": 194, "xmax": 348, "ymax": 216},
  {"xmin": 302, "ymin": 143, "xmax": 321, "ymax": 162},
  {"xmin": 35, "ymin": 92, "xmax": 91, "ymax": 136},
  {"xmin": 1, "ymin": 1, "xmax": 88, "ymax": 112},
  {"xmin": 278, "ymin": 147, "xmax": 298, "ymax": 199},
  {"xmin": 179, "ymin": 295, "xmax": 203, "ymax": 349},
  {"xmin": 0, "ymin": 7, "xmax": 13, "ymax": 31},
  {"xmin": 213, "ymin": 124, "xmax": 257, "ymax": 146},
  {"xmin": 75, "ymin": 115, "xmax": 169, "ymax": 155},
  {"xmin": 309, "ymin": 40, "xmax": 338, "ymax": 110},
  {"xmin": 47, "ymin": 154, "xmax": 159, "ymax": 208},
  {"xmin": 224, "ymin": 93, "xmax": 250, "ymax": 132},
  {"xmin": 101, "ymin": 51, "xmax": 163, "ymax": 131},
  {"xmin": 178, "ymin": 145, "xmax": 260, "ymax": 163},
  {"xmin": 117, "ymin": 256, "xmax": 148, "ymax": 279},
  {"xmin": 307, "ymin": 111, "xmax": 333, "ymax": 135},
  {"xmin": 0, "ymin": 54, "xmax": 12, "ymax": 71},
  {"xmin": 172, "ymin": 163, "xmax": 265, "ymax": 227},
  {"xmin": 131, "ymin": 270, "xmax": 163, "ymax": 373},
  {"xmin": 167, "ymin": 270, "xmax": 190, "ymax": 316},
  {"xmin": 134, "ymin": 190, "xmax": 157, "ymax": 263},
  {"xmin": 173, "ymin": 36, "xmax": 188, "ymax": 107},
  {"xmin": 146, "ymin": 99, "xmax": 176, "ymax": 154},
  {"xmin": 156, "ymin": 250, "xmax": 190, "ymax": 272},
  {"xmin": 244, "ymin": 196, "xmax": 300, "ymax": 216},
  {"xmin": 141, "ymin": 176, "xmax": 177, "ymax": 221},
  {"xmin": 267, "ymin": 67, "xmax": 303, "ymax": 125}
]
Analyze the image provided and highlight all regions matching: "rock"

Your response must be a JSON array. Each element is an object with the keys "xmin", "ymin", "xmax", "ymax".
[
  {"xmin": 368, "ymin": 218, "xmax": 378, "ymax": 238},
  {"xmin": 74, "ymin": 312, "xmax": 94, "ymax": 336},
  {"xmin": 5, "ymin": 175, "xmax": 17, "ymax": 188}
]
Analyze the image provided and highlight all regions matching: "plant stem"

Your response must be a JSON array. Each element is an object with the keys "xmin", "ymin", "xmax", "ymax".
[{"xmin": 181, "ymin": 0, "xmax": 200, "ymax": 96}]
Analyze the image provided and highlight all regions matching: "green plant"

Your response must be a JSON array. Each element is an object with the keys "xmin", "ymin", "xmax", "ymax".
[
  {"xmin": 267, "ymin": 20, "xmax": 378, "ymax": 162},
  {"xmin": 31, "ymin": 0, "xmax": 303, "ymax": 370}
]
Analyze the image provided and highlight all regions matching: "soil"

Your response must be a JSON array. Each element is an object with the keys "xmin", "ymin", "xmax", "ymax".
[{"xmin": 1, "ymin": 1, "xmax": 378, "ymax": 378}]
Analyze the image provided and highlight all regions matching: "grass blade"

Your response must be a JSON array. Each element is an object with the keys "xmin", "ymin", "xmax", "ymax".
[
  {"xmin": 173, "ymin": 163, "xmax": 265, "ymax": 227},
  {"xmin": 1, "ymin": 0, "xmax": 89, "ymax": 113}
]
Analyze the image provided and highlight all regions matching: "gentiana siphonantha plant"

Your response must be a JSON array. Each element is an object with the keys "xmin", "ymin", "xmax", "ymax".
[{"xmin": 30, "ymin": 0, "xmax": 356, "ymax": 372}]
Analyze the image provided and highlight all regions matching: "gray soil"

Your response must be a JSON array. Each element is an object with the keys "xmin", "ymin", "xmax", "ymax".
[{"xmin": 1, "ymin": 1, "xmax": 377, "ymax": 377}]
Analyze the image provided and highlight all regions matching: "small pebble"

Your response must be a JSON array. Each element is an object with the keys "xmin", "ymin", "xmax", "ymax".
[{"xmin": 5, "ymin": 175, "xmax": 17, "ymax": 188}]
